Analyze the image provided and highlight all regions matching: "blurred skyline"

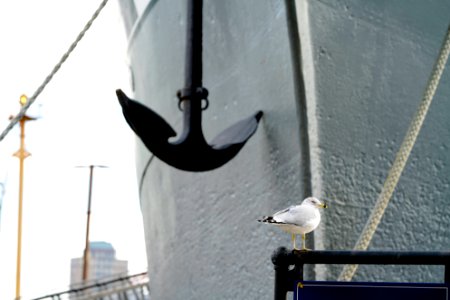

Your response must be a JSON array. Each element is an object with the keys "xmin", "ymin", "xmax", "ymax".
[{"xmin": 0, "ymin": 0, "xmax": 147, "ymax": 299}]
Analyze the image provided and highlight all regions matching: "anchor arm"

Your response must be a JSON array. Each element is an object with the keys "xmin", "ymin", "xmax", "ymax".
[
  {"xmin": 211, "ymin": 111, "xmax": 263, "ymax": 149},
  {"xmin": 116, "ymin": 89, "xmax": 176, "ymax": 142}
]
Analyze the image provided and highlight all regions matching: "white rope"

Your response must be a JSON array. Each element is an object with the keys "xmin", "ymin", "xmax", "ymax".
[
  {"xmin": 0, "ymin": 0, "xmax": 110, "ymax": 142},
  {"xmin": 338, "ymin": 25, "xmax": 450, "ymax": 281}
]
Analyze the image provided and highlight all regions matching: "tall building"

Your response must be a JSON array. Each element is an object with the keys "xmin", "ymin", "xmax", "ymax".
[{"xmin": 70, "ymin": 241, "xmax": 128, "ymax": 286}]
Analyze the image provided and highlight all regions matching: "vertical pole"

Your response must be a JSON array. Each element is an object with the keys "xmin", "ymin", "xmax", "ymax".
[
  {"xmin": 13, "ymin": 95, "xmax": 34, "ymax": 300},
  {"xmin": 272, "ymin": 248, "xmax": 297, "ymax": 300},
  {"xmin": 445, "ymin": 264, "xmax": 449, "ymax": 284},
  {"xmin": 82, "ymin": 165, "xmax": 94, "ymax": 282},
  {"xmin": 273, "ymin": 264, "xmax": 288, "ymax": 300},
  {"xmin": 15, "ymin": 119, "xmax": 25, "ymax": 300}
]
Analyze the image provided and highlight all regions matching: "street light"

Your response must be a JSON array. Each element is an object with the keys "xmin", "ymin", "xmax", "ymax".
[
  {"xmin": 76, "ymin": 165, "xmax": 107, "ymax": 283},
  {"xmin": 11, "ymin": 94, "xmax": 36, "ymax": 300}
]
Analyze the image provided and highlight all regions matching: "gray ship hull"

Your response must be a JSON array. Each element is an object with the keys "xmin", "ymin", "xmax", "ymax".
[{"xmin": 118, "ymin": 0, "xmax": 450, "ymax": 299}]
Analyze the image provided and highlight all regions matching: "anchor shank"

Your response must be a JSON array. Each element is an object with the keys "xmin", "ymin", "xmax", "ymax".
[
  {"xmin": 177, "ymin": 0, "xmax": 207, "ymax": 145},
  {"xmin": 180, "ymin": 96, "xmax": 205, "ymax": 145},
  {"xmin": 184, "ymin": 0, "xmax": 203, "ymax": 90}
]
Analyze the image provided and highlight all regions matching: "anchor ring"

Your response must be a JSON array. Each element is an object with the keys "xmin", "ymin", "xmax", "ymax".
[
  {"xmin": 178, "ymin": 97, "xmax": 209, "ymax": 111},
  {"xmin": 177, "ymin": 87, "xmax": 209, "ymax": 111}
]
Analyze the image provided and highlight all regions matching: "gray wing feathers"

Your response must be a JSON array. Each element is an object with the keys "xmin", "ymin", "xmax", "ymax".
[
  {"xmin": 272, "ymin": 205, "xmax": 295, "ymax": 217},
  {"xmin": 272, "ymin": 205, "xmax": 312, "ymax": 227},
  {"xmin": 258, "ymin": 206, "xmax": 295, "ymax": 224}
]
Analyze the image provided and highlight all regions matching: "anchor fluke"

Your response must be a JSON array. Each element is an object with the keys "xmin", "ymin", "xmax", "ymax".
[
  {"xmin": 211, "ymin": 111, "xmax": 263, "ymax": 149},
  {"xmin": 117, "ymin": 89, "xmax": 263, "ymax": 172},
  {"xmin": 116, "ymin": 89, "xmax": 176, "ymax": 141}
]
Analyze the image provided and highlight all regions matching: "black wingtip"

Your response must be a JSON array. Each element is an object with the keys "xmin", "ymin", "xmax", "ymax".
[
  {"xmin": 255, "ymin": 110, "xmax": 263, "ymax": 121},
  {"xmin": 258, "ymin": 216, "xmax": 276, "ymax": 223}
]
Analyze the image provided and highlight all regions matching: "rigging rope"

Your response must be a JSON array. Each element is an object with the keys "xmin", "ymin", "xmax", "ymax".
[
  {"xmin": 0, "ymin": 0, "xmax": 110, "ymax": 143},
  {"xmin": 338, "ymin": 25, "xmax": 450, "ymax": 281}
]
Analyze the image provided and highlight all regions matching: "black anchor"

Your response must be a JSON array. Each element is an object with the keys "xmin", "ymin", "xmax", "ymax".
[{"xmin": 117, "ymin": 0, "xmax": 263, "ymax": 172}]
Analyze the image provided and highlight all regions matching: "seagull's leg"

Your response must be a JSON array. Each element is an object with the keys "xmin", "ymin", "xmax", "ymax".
[
  {"xmin": 301, "ymin": 234, "xmax": 307, "ymax": 250},
  {"xmin": 292, "ymin": 234, "xmax": 298, "ymax": 250}
]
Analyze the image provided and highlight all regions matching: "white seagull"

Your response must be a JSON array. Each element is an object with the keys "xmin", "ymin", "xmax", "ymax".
[{"xmin": 258, "ymin": 197, "xmax": 328, "ymax": 250}]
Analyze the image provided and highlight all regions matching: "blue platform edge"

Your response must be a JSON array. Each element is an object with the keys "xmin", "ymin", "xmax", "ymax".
[{"xmin": 294, "ymin": 281, "xmax": 449, "ymax": 300}]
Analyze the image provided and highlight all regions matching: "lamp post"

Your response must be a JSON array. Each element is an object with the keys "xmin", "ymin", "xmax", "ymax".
[
  {"xmin": 12, "ymin": 95, "xmax": 36, "ymax": 300},
  {"xmin": 76, "ymin": 165, "xmax": 107, "ymax": 282}
]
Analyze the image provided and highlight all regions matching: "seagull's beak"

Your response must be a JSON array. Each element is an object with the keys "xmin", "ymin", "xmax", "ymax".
[{"xmin": 320, "ymin": 203, "xmax": 328, "ymax": 209}]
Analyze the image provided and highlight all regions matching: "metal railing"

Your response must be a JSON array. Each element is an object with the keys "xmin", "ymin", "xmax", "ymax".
[
  {"xmin": 271, "ymin": 247, "xmax": 450, "ymax": 300},
  {"xmin": 31, "ymin": 272, "xmax": 149, "ymax": 300}
]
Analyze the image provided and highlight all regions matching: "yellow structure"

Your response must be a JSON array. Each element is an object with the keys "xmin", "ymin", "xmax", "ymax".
[{"xmin": 12, "ymin": 95, "xmax": 36, "ymax": 300}]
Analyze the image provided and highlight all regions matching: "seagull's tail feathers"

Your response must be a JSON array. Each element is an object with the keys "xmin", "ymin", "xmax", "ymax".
[{"xmin": 258, "ymin": 216, "xmax": 282, "ymax": 224}]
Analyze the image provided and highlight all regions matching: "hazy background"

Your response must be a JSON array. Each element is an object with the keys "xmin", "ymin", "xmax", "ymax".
[{"xmin": 0, "ymin": 0, "xmax": 147, "ymax": 299}]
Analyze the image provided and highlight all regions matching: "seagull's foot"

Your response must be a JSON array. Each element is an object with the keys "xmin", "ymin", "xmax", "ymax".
[{"xmin": 293, "ymin": 247, "xmax": 311, "ymax": 252}]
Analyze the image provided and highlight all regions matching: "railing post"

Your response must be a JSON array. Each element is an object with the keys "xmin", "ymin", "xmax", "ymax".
[
  {"xmin": 272, "ymin": 247, "xmax": 296, "ymax": 300},
  {"xmin": 445, "ymin": 264, "xmax": 449, "ymax": 284}
]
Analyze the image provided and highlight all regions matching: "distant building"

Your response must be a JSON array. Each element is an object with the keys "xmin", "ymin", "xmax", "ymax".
[
  {"xmin": 31, "ymin": 243, "xmax": 144, "ymax": 299},
  {"xmin": 70, "ymin": 241, "xmax": 128, "ymax": 287}
]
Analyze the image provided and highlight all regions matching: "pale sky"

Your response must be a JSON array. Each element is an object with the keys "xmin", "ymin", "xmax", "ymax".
[{"xmin": 0, "ymin": 0, "xmax": 148, "ymax": 299}]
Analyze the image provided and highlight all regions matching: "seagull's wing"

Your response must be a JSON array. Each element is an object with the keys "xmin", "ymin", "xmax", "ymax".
[
  {"xmin": 273, "ymin": 205, "xmax": 313, "ymax": 227},
  {"xmin": 272, "ymin": 205, "xmax": 295, "ymax": 217},
  {"xmin": 258, "ymin": 206, "xmax": 294, "ymax": 224}
]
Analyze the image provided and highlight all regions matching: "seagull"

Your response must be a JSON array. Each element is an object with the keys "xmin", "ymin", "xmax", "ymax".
[{"xmin": 258, "ymin": 197, "xmax": 327, "ymax": 250}]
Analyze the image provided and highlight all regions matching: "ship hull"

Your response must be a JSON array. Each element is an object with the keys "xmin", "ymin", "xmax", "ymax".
[{"xmin": 118, "ymin": 0, "xmax": 450, "ymax": 298}]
